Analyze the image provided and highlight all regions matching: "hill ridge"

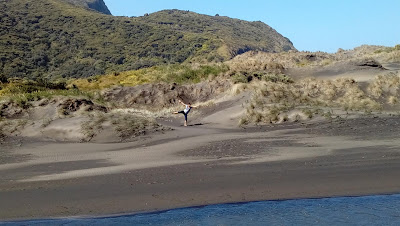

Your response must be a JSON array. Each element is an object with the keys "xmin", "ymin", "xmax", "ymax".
[
  {"xmin": 0, "ymin": 0, "xmax": 296, "ymax": 80},
  {"xmin": 61, "ymin": 0, "xmax": 111, "ymax": 15}
]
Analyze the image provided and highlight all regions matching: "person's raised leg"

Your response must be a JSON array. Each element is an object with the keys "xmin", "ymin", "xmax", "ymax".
[{"xmin": 174, "ymin": 110, "xmax": 184, "ymax": 114}]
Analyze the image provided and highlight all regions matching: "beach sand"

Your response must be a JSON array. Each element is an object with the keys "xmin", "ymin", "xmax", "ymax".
[{"xmin": 1, "ymin": 115, "xmax": 400, "ymax": 220}]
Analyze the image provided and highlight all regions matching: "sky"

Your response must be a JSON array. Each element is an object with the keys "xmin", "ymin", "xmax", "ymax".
[{"xmin": 103, "ymin": 0, "xmax": 400, "ymax": 53}]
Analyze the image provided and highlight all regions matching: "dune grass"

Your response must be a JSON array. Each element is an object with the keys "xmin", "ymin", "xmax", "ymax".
[
  {"xmin": 81, "ymin": 111, "xmax": 163, "ymax": 141},
  {"xmin": 111, "ymin": 113, "xmax": 161, "ymax": 140},
  {"xmin": 70, "ymin": 63, "xmax": 229, "ymax": 91},
  {"xmin": 0, "ymin": 118, "xmax": 28, "ymax": 138},
  {"xmin": 228, "ymin": 44, "xmax": 400, "ymax": 72},
  {"xmin": 368, "ymin": 72, "xmax": 400, "ymax": 98},
  {"xmin": 80, "ymin": 112, "xmax": 108, "ymax": 141},
  {"xmin": 240, "ymin": 73, "xmax": 400, "ymax": 125}
]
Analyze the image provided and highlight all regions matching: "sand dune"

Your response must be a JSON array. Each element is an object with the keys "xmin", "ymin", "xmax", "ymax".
[{"xmin": 1, "ymin": 60, "xmax": 400, "ymax": 221}]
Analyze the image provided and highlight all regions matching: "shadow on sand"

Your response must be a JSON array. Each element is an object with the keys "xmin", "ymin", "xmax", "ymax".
[{"xmin": 183, "ymin": 123, "xmax": 207, "ymax": 127}]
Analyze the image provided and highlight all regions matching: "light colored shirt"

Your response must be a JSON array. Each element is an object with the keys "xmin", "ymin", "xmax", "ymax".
[{"xmin": 184, "ymin": 105, "xmax": 191, "ymax": 114}]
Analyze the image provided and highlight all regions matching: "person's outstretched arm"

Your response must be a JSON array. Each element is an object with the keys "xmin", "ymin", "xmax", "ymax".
[{"xmin": 178, "ymin": 99, "xmax": 187, "ymax": 106}]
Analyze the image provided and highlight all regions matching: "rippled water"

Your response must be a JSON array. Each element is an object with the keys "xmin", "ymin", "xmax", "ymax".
[{"xmin": 2, "ymin": 194, "xmax": 400, "ymax": 226}]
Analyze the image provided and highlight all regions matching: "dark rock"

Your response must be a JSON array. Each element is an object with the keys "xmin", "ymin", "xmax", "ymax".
[
  {"xmin": 305, "ymin": 54, "xmax": 317, "ymax": 61},
  {"xmin": 357, "ymin": 59, "xmax": 386, "ymax": 69}
]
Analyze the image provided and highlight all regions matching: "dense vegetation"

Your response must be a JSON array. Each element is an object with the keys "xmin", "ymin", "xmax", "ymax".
[{"xmin": 0, "ymin": 0, "xmax": 295, "ymax": 80}]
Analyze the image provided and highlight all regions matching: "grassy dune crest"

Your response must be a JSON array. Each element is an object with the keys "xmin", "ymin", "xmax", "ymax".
[
  {"xmin": 241, "ymin": 72, "xmax": 400, "ymax": 125},
  {"xmin": 71, "ymin": 64, "xmax": 229, "ymax": 91}
]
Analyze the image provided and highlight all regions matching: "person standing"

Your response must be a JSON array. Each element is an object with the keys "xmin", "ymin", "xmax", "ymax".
[{"xmin": 173, "ymin": 100, "xmax": 197, "ymax": 126}]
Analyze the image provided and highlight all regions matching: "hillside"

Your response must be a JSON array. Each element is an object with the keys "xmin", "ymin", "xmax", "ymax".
[
  {"xmin": 61, "ymin": 0, "xmax": 111, "ymax": 15},
  {"xmin": 0, "ymin": 0, "xmax": 295, "ymax": 80}
]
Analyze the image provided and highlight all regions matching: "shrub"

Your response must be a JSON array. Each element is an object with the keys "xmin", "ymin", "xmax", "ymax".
[
  {"xmin": 302, "ymin": 109, "xmax": 313, "ymax": 119},
  {"xmin": 231, "ymin": 74, "xmax": 249, "ymax": 84},
  {"xmin": 388, "ymin": 96, "xmax": 398, "ymax": 105},
  {"xmin": 262, "ymin": 73, "xmax": 293, "ymax": 83},
  {"xmin": 0, "ymin": 75, "xmax": 7, "ymax": 83}
]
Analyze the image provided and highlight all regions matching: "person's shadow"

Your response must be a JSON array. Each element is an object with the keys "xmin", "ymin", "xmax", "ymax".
[{"xmin": 185, "ymin": 123, "xmax": 206, "ymax": 127}]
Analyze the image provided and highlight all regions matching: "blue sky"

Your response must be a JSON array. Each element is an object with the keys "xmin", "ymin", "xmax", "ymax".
[{"xmin": 104, "ymin": 0, "xmax": 400, "ymax": 53}]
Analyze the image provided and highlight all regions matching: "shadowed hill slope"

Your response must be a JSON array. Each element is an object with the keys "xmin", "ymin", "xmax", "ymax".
[
  {"xmin": 61, "ymin": 0, "xmax": 111, "ymax": 15},
  {"xmin": 0, "ymin": 0, "xmax": 295, "ymax": 80}
]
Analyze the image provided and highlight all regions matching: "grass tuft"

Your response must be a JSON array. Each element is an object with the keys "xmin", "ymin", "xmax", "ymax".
[{"xmin": 81, "ymin": 113, "xmax": 108, "ymax": 141}]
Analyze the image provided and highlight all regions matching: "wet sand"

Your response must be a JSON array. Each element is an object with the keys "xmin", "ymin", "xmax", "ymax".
[{"xmin": 1, "ymin": 117, "xmax": 400, "ymax": 221}]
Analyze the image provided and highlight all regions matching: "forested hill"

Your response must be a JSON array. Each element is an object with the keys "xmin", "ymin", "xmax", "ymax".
[{"xmin": 0, "ymin": 0, "xmax": 296, "ymax": 80}]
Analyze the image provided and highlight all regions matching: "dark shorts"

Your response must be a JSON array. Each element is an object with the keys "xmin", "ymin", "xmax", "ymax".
[{"xmin": 178, "ymin": 111, "xmax": 188, "ymax": 121}]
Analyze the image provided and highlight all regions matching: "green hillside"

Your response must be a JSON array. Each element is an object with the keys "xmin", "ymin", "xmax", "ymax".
[{"xmin": 0, "ymin": 0, "xmax": 296, "ymax": 80}]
